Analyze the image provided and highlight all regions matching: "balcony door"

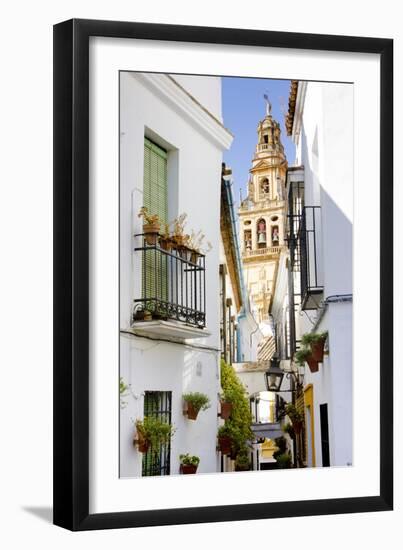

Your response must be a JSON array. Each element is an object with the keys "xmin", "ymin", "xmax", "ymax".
[{"xmin": 142, "ymin": 138, "xmax": 168, "ymax": 306}]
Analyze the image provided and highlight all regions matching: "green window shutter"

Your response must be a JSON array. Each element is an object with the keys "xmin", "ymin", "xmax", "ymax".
[{"xmin": 142, "ymin": 138, "xmax": 168, "ymax": 307}]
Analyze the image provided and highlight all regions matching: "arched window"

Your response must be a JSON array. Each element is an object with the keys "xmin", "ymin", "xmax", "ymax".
[
  {"xmin": 260, "ymin": 178, "xmax": 270, "ymax": 197},
  {"xmin": 257, "ymin": 218, "xmax": 267, "ymax": 248}
]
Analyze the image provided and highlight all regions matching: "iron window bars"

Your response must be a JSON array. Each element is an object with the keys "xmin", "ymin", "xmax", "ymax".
[
  {"xmin": 133, "ymin": 233, "xmax": 206, "ymax": 328},
  {"xmin": 142, "ymin": 391, "xmax": 172, "ymax": 476}
]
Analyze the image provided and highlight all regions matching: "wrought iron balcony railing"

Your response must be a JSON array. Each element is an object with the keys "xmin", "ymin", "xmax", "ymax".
[
  {"xmin": 132, "ymin": 233, "xmax": 206, "ymax": 328},
  {"xmin": 287, "ymin": 206, "xmax": 324, "ymax": 310}
]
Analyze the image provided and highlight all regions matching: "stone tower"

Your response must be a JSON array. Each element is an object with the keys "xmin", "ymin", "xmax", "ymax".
[{"xmin": 239, "ymin": 99, "xmax": 287, "ymax": 323}]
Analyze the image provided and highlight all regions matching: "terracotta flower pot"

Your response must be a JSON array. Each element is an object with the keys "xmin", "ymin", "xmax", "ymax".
[
  {"xmin": 143, "ymin": 310, "xmax": 152, "ymax": 321},
  {"xmin": 173, "ymin": 235, "xmax": 185, "ymax": 248},
  {"xmin": 186, "ymin": 402, "xmax": 200, "ymax": 420},
  {"xmin": 180, "ymin": 464, "xmax": 198, "ymax": 474},
  {"xmin": 311, "ymin": 339, "xmax": 325, "ymax": 362},
  {"xmin": 190, "ymin": 250, "xmax": 200, "ymax": 265},
  {"xmin": 178, "ymin": 246, "xmax": 192, "ymax": 261},
  {"xmin": 135, "ymin": 433, "xmax": 150, "ymax": 453},
  {"xmin": 218, "ymin": 435, "xmax": 232, "ymax": 455},
  {"xmin": 306, "ymin": 355, "xmax": 319, "ymax": 373},
  {"xmin": 159, "ymin": 237, "xmax": 172, "ymax": 252},
  {"xmin": 220, "ymin": 401, "xmax": 233, "ymax": 420},
  {"xmin": 143, "ymin": 223, "xmax": 160, "ymax": 245}
]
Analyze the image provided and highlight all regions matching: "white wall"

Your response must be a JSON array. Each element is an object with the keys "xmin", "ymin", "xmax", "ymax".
[
  {"xmin": 120, "ymin": 335, "xmax": 220, "ymax": 476},
  {"xmin": 120, "ymin": 72, "xmax": 230, "ymax": 476},
  {"xmin": 237, "ymin": 310, "xmax": 263, "ymax": 362},
  {"xmin": 2, "ymin": 2, "xmax": 401, "ymax": 549},
  {"xmin": 172, "ymin": 74, "xmax": 223, "ymax": 121},
  {"xmin": 295, "ymin": 82, "xmax": 353, "ymax": 467}
]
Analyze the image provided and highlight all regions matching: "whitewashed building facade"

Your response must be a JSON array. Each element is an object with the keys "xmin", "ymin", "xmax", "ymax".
[
  {"xmin": 119, "ymin": 73, "xmax": 232, "ymax": 477},
  {"xmin": 271, "ymin": 80, "xmax": 353, "ymax": 468}
]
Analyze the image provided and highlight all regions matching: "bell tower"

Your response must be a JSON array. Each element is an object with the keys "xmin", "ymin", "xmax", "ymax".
[{"xmin": 239, "ymin": 97, "xmax": 287, "ymax": 323}]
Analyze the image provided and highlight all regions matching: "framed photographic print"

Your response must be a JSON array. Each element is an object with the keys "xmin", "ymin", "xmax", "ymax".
[{"xmin": 53, "ymin": 19, "xmax": 393, "ymax": 530}]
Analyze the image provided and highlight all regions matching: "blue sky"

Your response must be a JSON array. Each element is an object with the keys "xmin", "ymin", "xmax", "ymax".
[{"xmin": 222, "ymin": 77, "xmax": 295, "ymax": 203}]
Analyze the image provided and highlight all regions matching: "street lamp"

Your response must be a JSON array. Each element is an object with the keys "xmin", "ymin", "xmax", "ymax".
[{"xmin": 264, "ymin": 355, "xmax": 284, "ymax": 392}]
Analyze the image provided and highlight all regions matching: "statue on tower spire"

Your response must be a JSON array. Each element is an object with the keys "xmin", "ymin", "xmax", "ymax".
[{"xmin": 263, "ymin": 93, "xmax": 272, "ymax": 116}]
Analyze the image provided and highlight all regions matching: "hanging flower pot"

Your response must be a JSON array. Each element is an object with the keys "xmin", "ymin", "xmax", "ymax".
[
  {"xmin": 134, "ymin": 432, "xmax": 150, "ymax": 453},
  {"xmin": 183, "ymin": 392, "xmax": 211, "ymax": 420},
  {"xmin": 190, "ymin": 250, "xmax": 200, "ymax": 265},
  {"xmin": 134, "ymin": 417, "xmax": 174, "ymax": 455},
  {"xmin": 179, "ymin": 246, "xmax": 192, "ymax": 262},
  {"xmin": 137, "ymin": 207, "xmax": 161, "ymax": 245},
  {"xmin": 310, "ymin": 339, "xmax": 326, "ymax": 362},
  {"xmin": 186, "ymin": 402, "xmax": 199, "ymax": 420},
  {"xmin": 301, "ymin": 331, "xmax": 328, "ymax": 363},
  {"xmin": 295, "ymin": 347, "xmax": 319, "ymax": 373},
  {"xmin": 159, "ymin": 236, "xmax": 173, "ymax": 252},
  {"xmin": 218, "ymin": 435, "xmax": 232, "ymax": 455},
  {"xmin": 220, "ymin": 401, "xmax": 233, "ymax": 420},
  {"xmin": 143, "ymin": 222, "xmax": 160, "ymax": 245},
  {"xmin": 306, "ymin": 356, "xmax": 319, "ymax": 373}
]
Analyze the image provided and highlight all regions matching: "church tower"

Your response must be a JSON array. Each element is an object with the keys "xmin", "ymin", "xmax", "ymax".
[{"xmin": 239, "ymin": 98, "xmax": 287, "ymax": 323}]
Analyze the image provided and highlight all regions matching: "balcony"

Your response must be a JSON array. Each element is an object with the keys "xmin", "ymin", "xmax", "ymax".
[
  {"xmin": 130, "ymin": 233, "xmax": 209, "ymax": 341},
  {"xmin": 287, "ymin": 206, "xmax": 323, "ymax": 310},
  {"xmin": 242, "ymin": 245, "xmax": 282, "ymax": 259},
  {"xmin": 239, "ymin": 198, "xmax": 284, "ymax": 213}
]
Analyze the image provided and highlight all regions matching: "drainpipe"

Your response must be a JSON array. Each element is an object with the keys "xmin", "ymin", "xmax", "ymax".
[{"xmin": 311, "ymin": 294, "xmax": 353, "ymax": 332}]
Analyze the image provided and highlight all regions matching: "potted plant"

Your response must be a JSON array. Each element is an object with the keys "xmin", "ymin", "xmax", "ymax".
[
  {"xmin": 179, "ymin": 454, "xmax": 200, "ymax": 474},
  {"xmin": 134, "ymin": 416, "xmax": 174, "ymax": 454},
  {"xmin": 217, "ymin": 425, "xmax": 233, "ymax": 455},
  {"xmin": 275, "ymin": 452, "xmax": 292, "ymax": 469},
  {"xmin": 133, "ymin": 307, "xmax": 153, "ymax": 321},
  {"xmin": 219, "ymin": 397, "xmax": 233, "ymax": 420},
  {"xmin": 188, "ymin": 230, "xmax": 212, "ymax": 264},
  {"xmin": 295, "ymin": 347, "xmax": 319, "ymax": 373},
  {"xmin": 301, "ymin": 331, "xmax": 328, "ymax": 362},
  {"xmin": 159, "ymin": 222, "xmax": 173, "ymax": 252},
  {"xmin": 220, "ymin": 359, "xmax": 254, "ymax": 456},
  {"xmin": 285, "ymin": 403, "xmax": 304, "ymax": 435},
  {"xmin": 171, "ymin": 213, "xmax": 188, "ymax": 250},
  {"xmin": 138, "ymin": 206, "xmax": 161, "ymax": 245},
  {"xmin": 234, "ymin": 449, "xmax": 250, "ymax": 471},
  {"xmin": 183, "ymin": 392, "xmax": 211, "ymax": 420}
]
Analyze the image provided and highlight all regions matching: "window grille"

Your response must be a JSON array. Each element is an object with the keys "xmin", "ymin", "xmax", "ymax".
[{"xmin": 142, "ymin": 391, "xmax": 172, "ymax": 477}]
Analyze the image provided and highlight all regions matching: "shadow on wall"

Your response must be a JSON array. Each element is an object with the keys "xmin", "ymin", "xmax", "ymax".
[{"xmin": 300, "ymin": 124, "xmax": 353, "ymax": 296}]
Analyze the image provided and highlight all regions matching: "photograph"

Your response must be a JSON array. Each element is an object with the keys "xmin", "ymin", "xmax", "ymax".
[{"xmin": 119, "ymin": 72, "xmax": 353, "ymax": 478}]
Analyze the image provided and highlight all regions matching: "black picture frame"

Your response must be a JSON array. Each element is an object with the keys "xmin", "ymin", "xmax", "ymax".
[{"xmin": 53, "ymin": 18, "xmax": 393, "ymax": 531}]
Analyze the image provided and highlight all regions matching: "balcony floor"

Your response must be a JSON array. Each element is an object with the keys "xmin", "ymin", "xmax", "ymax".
[{"xmin": 127, "ymin": 320, "xmax": 211, "ymax": 342}]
